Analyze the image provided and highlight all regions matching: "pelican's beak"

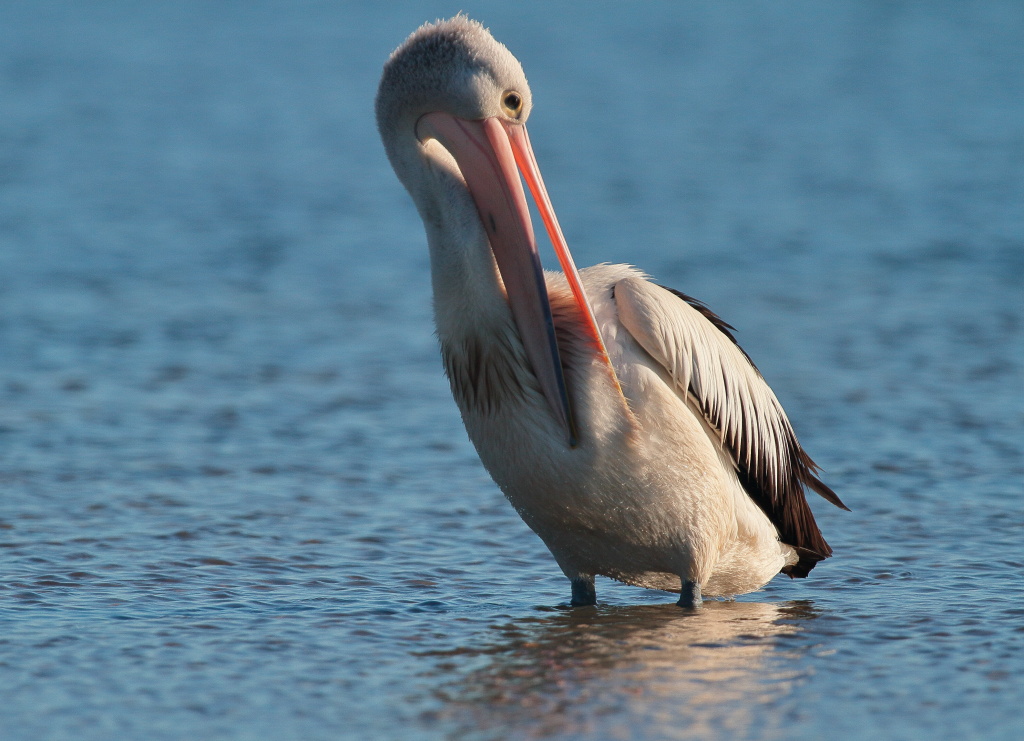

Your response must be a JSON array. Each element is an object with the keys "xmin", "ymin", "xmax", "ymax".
[{"xmin": 417, "ymin": 113, "xmax": 618, "ymax": 447}]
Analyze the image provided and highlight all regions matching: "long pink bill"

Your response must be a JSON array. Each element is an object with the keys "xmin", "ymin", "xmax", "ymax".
[
  {"xmin": 417, "ymin": 113, "xmax": 622, "ymax": 446},
  {"xmin": 501, "ymin": 122, "xmax": 623, "ymax": 397}
]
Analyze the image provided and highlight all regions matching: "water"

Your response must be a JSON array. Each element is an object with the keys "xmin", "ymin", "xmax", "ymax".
[{"xmin": 1, "ymin": 2, "xmax": 1022, "ymax": 739}]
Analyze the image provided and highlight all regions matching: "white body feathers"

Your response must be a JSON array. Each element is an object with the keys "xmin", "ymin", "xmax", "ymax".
[{"xmin": 449, "ymin": 264, "xmax": 798, "ymax": 597}]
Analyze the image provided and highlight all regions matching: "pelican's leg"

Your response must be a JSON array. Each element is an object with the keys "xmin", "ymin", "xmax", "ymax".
[
  {"xmin": 677, "ymin": 580, "xmax": 702, "ymax": 609},
  {"xmin": 570, "ymin": 576, "xmax": 596, "ymax": 606}
]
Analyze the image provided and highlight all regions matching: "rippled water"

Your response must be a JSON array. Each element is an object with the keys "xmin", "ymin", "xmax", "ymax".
[{"xmin": 2, "ymin": 3, "xmax": 1022, "ymax": 740}]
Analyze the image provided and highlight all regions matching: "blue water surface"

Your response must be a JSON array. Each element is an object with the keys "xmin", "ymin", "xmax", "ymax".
[{"xmin": 1, "ymin": 2, "xmax": 1022, "ymax": 740}]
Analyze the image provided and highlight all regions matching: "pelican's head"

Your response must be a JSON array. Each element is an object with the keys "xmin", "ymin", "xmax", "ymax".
[{"xmin": 376, "ymin": 16, "xmax": 532, "ymax": 147}]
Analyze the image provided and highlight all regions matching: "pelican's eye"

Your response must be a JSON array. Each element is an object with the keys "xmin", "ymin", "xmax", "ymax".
[{"xmin": 501, "ymin": 91, "xmax": 523, "ymax": 118}]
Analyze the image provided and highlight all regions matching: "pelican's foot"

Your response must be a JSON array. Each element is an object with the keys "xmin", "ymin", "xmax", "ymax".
[
  {"xmin": 570, "ymin": 577, "xmax": 596, "ymax": 607},
  {"xmin": 677, "ymin": 580, "xmax": 702, "ymax": 609}
]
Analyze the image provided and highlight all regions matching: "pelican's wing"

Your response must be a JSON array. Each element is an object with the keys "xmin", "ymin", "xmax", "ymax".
[{"xmin": 614, "ymin": 277, "xmax": 847, "ymax": 577}]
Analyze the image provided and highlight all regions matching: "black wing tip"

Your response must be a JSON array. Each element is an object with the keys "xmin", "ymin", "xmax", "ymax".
[
  {"xmin": 781, "ymin": 561, "xmax": 817, "ymax": 579},
  {"xmin": 800, "ymin": 456, "xmax": 851, "ymax": 511},
  {"xmin": 781, "ymin": 546, "xmax": 830, "ymax": 578},
  {"xmin": 811, "ymin": 479, "xmax": 851, "ymax": 511}
]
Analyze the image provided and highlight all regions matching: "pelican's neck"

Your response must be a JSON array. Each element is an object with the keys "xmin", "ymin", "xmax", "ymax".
[{"xmin": 393, "ymin": 136, "xmax": 513, "ymax": 345}]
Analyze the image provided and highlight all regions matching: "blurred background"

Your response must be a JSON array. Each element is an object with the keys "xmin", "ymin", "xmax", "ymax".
[{"xmin": 1, "ymin": 2, "xmax": 1021, "ymax": 740}]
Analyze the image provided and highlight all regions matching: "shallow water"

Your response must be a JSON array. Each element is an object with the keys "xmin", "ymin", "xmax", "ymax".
[{"xmin": 1, "ymin": 2, "xmax": 1022, "ymax": 739}]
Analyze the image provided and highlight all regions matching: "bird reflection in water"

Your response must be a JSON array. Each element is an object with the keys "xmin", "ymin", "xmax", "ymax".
[{"xmin": 419, "ymin": 600, "xmax": 819, "ymax": 739}]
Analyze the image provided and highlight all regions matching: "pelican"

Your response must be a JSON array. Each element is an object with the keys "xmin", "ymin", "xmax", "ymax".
[{"xmin": 376, "ymin": 17, "xmax": 847, "ymax": 608}]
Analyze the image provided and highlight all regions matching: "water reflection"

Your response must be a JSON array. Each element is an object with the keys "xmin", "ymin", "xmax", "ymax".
[{"xmin": 423, "ymin": 601, "xmax": 819, "ymax": 739}]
